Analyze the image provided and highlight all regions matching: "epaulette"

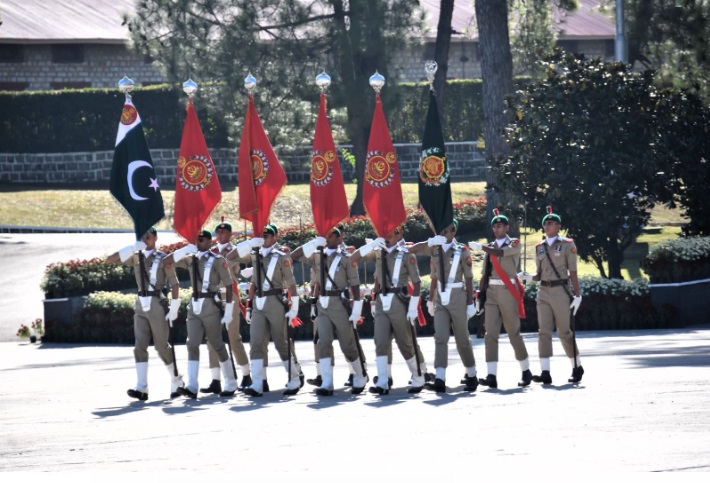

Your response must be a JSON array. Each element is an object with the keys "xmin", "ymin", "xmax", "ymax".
[
  {"xmin": 561, "ymin": 237, "xmax": 574, "ymax": 243},
  {"xmin": 273, "ymin": 248, "xmax": 287, "ymax": 256},
  {"xmin": 156, "ymin": 250, "xmax": 166, "ymax": 257},
  {"xmin": 535, "ymin": 241, "xmax": 543, "ymax": 247},
  {"xmin": 510, "ymin": 238, "xmax": 520, "ymax": 243}
]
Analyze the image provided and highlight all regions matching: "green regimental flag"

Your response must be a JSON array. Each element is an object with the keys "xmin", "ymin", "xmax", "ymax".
[
  {"xmin": 110, "ymin": 98, "xmax": 165, "ymax": 240},
  {"xmin": 418, "ymin": 89, "xmax": 453, "ymax": 234}
]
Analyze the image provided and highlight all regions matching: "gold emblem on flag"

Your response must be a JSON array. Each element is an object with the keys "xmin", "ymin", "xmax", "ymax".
[
  {"xmin": 365, "ymin": 150, "xmax": 396, "ymax": 187},
  {"xmin": 311, "ymin": 150, "xmax": 335, "ymax": 186},
  {"xmin": 120, "ymin": 105, "xmax": 138, "ymax": 125},
  {"xmin": 420, "ymin": 154, "xmax": 447, "ymax": 185},
  {"xmin": 250, "ymin": 149, "xmax": 269, "ymax": 186},
  {"xmin": 177, "ymin": 154, "xmax": 214, "ymax": 191}
]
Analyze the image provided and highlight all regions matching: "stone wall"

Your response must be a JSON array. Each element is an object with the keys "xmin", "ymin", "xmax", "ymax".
[{"xmin": 0, "ymin": 142, "xmax": 486, "ymax": 184}]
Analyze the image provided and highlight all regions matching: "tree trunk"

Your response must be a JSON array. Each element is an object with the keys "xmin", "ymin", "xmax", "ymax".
[
  {"xmin": 607, "ymin": 240, "xmax": 625, "ymax": 280},
  {"xmin": 475, "ymin": 0, "xmax": 515, "ymax": 237},
  {"xmin": 433, "ymin": 0, "xmax": 455, "ymax": 114}
]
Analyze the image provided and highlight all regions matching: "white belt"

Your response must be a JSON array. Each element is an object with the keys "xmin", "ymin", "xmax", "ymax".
[
  {"xmin": 441, "ymin": 282, "xmax": 463, "ymax": 288},
  {"xmin": 488, "ymin": 278, "xmax": 516, "ymax": 286}
]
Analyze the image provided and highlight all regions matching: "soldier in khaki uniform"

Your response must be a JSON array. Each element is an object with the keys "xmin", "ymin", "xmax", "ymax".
[
  {"xmin": 233, "ymin": 224, "xmax": 303, "ymax": 397},
  {"xmin": 164, "ymin": 229, "xmax": 238, "ymax": 398},
  {"xmin": 200, "ymin": 219, "xmax": 252, "ymax": 394},
  {"xmin": 530, "ymin": 207, "xmax": 584, "ymax": 384},
  {"xmin": 353, "ymin": 227, "xmax": 430, "ymax": 395},
  {"xmin": 292, "ymin": 227, "xmax": 369, "ymax": 395},
  {"xmin": 107, "ymin": 227, "xmax": 185, "ymax": 401},
  {"xmin": 408, "ymin": 219, "xmax": 479, "ymax": 393},
  {"xmin": 469, "ymin": 211, "xmax": 533, "ymax": 389}
]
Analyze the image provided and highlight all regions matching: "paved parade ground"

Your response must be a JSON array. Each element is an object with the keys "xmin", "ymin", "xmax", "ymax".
[{"xmin": 1, "ymin": 328, "xmax": 709, "ymax": 474}]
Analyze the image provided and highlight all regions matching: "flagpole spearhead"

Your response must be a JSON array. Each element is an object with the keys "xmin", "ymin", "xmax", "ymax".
[
  {"xmin": 369, "ymin": 71, "xmax": 385, "ymax": 93},
  {"xmin": 244, "ymin": 73, "xmax": 257, "ymax": 95},
  {"xmin": 182, "ymin": 79, "xmax": 198, "ymax": 99},
  {"xmin": 315, "ymin": 71, "xmax": 331, "ymax": 93},
  {"xmin": 118, "ymin": 76, "xmax": 135, "ymax": 101}
]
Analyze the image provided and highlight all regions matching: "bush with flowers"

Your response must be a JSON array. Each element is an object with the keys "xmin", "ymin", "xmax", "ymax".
[
  {"xmin": 640, "ymin": 236, "xmax": 710, "ymax": 283},
  {"xmin": 41, "ymin": 257, "xmax": 134, "ymax": 298},
  {"xmin": 16, "ymin": 323, "xmax": 31, "ymax": 339}
]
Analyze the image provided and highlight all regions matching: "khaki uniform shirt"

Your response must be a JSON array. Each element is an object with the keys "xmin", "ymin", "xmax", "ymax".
[
  {"xmin": 420, "ymin": 240, "xmax": 473, "ymax": 283},
  {"xmin": 173, "ymin": 252, "xmax": 233, "ymax": 294},
  {"xmin": 124, "ymin": 250, "xmax": 178, "ymax": 294},
  {"xmin": 298, "ymin": 247, "xmax": 359, "ymax": 293},
  {"xmin": 481, "ymin": 236, "xmax": 521, "ymax": 280},
  {"xmin": 362, "ymin": 240, "xmax": 420, "ymax": 290},
  {"xmin": 535, "ymin": 236, "xmax": 578, "ymax": 281},
  {"xmin": 250, "ymin": 244, "xmax": 296, "ymax": 291}
]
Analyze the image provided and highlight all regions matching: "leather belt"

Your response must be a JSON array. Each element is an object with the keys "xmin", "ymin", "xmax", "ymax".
[
  {"xmin": 539, "ymin": 279, "xmax": 568, "ymax": 287},
  {"xmin": 488, "ymin": 278, "xmax": 516, "ymax": 286},
  {"xmin": 262, "ymin": 288, "xmax": 283, "ymax": 296},
  {"xmin": 377, "ymin": 286, "xmax": 408, "ymax": 296},
  {"xmin": 194, "ymin": 292, "xmax": 220, "ymax": 299}
]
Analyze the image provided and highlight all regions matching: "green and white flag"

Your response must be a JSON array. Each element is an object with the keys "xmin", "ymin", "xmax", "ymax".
[
  {"xmin": 418, "ymin": 90, "xmax": 453, "ymax": 234},
  {"xmin": 110, "ymin": 98, "xmax": 165, "ymax": 240}
]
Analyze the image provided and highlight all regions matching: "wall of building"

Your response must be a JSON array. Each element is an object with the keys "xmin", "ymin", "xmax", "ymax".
[{"xmin": 0, "ymin": 142, "xmax": 486, "ymax": 184}]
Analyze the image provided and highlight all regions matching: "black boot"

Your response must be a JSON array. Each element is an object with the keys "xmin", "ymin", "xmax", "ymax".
[
  {"xmin": 368, "ymin": 385, "xmax": 389, "ymax": 395},
  {"xmin": 478, "ymin": 374, "xmax": 498, "ymax": 389},
  {"xmin": 243, "ymin": 387, "xmax": 263, "ymax": 397},
  {"xmin": 127, "ymin": 389, "xmax": 148, "ymax": 401},
  {"xmin": 344, "ymin": 374, "xmax": 354, "ymax": 387},
  {"xmin": 263, "ymin": 379, "xmax": 270, "ymax": 393},
  {"xmin": 373, "ymin": 375, "xmax": 393, "ymax": 388},
  {"xmin": 306, "ymin": 375, "xmax": 322, "ymax": 387},
  {"xmin": 315, "ymin": 387, "xmax": 334, "ymax": 396},
  {"xmin": 425, "ymin": 378, "xmax": 447, "ymax": 393},
  {"xmin": 177, "ymin": 386, "xmax": 197, "ymax": 399},
  {"xmin": 238, "ymin": 374, "xmax": 252, "ymax": 391},
  {"xmin": 282, "ymin": 386, "xmax": 300, "ymax": 396},
  {"xmin": 463, "ymin": 375, "xmax": 479, "ymax": 392},
  {"xmin": 518, "ymin": 369, "xmax": 533, "ymax": 387},
  {"xmin": 199, "ymin": 379, "xmax": 222, "ymax": 394},
  {"xmin": 532, "ymin": 370, "xmax": 553, "ymax": 384},
  {"xmin": 568, "ymin": 365, "xmax": 584, "ymax": 383}
]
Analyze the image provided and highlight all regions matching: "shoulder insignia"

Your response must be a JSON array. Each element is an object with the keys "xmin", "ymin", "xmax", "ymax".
[
  {"xmin": 466, "ymin": 255, "xmax": 473, "ymax": 266},
  {"xmin": 223, "ymin": 261, "xmax": 228, "ymax": 269},
  {"xmin": 351, "ymin": 261, "xmax": 358, "ymax": 267},
  {"xmin": 281, "ymin": 246, "xmax": 291, "ymax": 253},
  {"xmin": 409, "ymin": 256, "xmax": 416, "ymax": 264},
  {"xmin": 571, "ymin": 246, "xmax": 577, "ymax": 254},
  {"xmin": 284, "ymin": 258, "xmax": 292, "ymax": 267}
]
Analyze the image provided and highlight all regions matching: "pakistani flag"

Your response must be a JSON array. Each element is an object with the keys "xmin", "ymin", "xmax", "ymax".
[
  {"xmin": 110, "ymin": 98, "xmax": 165, "ymax": 240},
  {"xmin": 418, "ymin": 90, "xmax": 453, "ymax": 234}
]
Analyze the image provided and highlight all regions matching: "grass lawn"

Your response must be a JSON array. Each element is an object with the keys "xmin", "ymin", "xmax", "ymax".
[{"xmin": 0, "ymin": 181, "xmax": 687, "ymax": 279}]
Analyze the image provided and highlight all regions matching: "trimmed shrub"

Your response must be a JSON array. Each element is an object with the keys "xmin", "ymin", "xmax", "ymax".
[{"xmin": 640, "ymin": 236, "xmax": 710, "ymax": 283}]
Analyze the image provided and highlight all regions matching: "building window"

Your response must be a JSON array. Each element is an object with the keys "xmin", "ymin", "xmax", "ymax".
[
  {"xmin": 0, "ymin": 44, "xmax": 24, "ymax": 63},
  {"xmin": 0, "ymin": 82, "xmax": 29, "ymax": 91},
  {"xmin": 557, "ymin": 39, "xmax": 579, "ymax": 53},
  {"xmin": 51, "ymin": 44, "xmax": 85, "ymax": 63},
  {"xmin": 50, "ymin": 81, "xmax": 91, "ymax": 90}
]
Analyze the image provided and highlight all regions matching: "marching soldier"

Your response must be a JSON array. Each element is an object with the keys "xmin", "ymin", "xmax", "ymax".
[
  {"xmin": 233, "ymin": 224, "xmax": 303, "ymax": 397},
  {"xmin": 468, "ymin": 210, "xmax": 533, "ymax": 389},
  {"xmin": 163, "ymin": 229, "xmax": 238, "ymax": 398},
  {"xmin": 408, "ymin": 219, "xmax": 479, "ymax": 392},
  {"xmin": 292, "ymin": 227, "xmax": 369, "ymax": 395},
  {"xmin": 107, "ymin": 226, "xmax": 184, "ymax": 401},
  {"xmin": 352, "ymin": 226, "xmax": 430, "ymax": 395},
  {"xmin": 200, "ymin": 219, "xmax": 252, "ymax": 394},
  {"xmin": 529, "ymin": 206, "xmax": 584, "ymax": 384}
]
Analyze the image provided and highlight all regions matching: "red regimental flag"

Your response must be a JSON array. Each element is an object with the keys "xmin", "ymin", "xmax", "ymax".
[
  {"xmin": 237, "ymin": 95, "xmax": 287, "ymax": 235},
  {"xmin": 173, "ymin": 99, "xmax": 222, "ymax": 241},
  {"xmin": 310, "ymin": 92, "xmax": 348, "ymax": 236},
  {"xmin": 363, "ymin": 93, "xmax": 406, "ymax": 237}
]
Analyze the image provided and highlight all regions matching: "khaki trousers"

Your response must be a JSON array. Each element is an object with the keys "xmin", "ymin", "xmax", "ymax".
[
  {"xmin": 186, "ymin": 298, "xmax": 228, "ymax": 363},
  {"xmin": 206, "ymin": 309, "xmax": 250, "ymax": 369},
  {"xmin": 133, "ymin": 297, "xmax": 173, "ymax": 365},
  {"xmin": 536, "ymin": 285, "xmax": 578, "ymax": 358},
  {"xmin": 374, "ymin": 295, "xmax": 417, "ymax": 361},
  {"xmin": 484, "ymin": 285, "xmax": 529, "ymax": 362},
  {"xmin": 433, "ymin": 287, "xmax": 475, "ymax": 368},
  {"xmin": 249, "ymin": 295, "xmax": 297, "ymax": 363},
  {"xmin": 315, "ymin": 299, "xmax": 359, "ymax": 362}
]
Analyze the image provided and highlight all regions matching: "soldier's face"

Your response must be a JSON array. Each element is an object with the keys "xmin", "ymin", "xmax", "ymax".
[
  {"xmin": 385, "ymin": 229, "xmax": 401, "ymax": 248},
  {"xmin": 140, "ymin": 232, "xmax": 157, "ymax": 250},
  {"xmin": 492, "ymin": 222, "xmax": 509, "ymax": 239},
  {"xmin": 544, "ymin": 220, "xmax": 561, "ymax": 238},
  {"xmin": 439, "ymin": 224, "xmax": 456, "ymax": 243},
  {"xmin": 196, "ymin": 236, "xmax": 212, "ymax": 251},
  {"xmin": 263, "ymin": 233, "xmax": 277, "ymax": 248},
  {"xmin": 326, "ymin": 231, "xmax": 341, "ymax": 248},
  {"xmin": 215, "ymin": 228, "xmax": 231, "ymax": 244}
]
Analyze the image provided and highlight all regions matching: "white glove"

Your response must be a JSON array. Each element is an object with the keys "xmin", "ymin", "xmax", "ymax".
[
  {"xmin": 466, "ymin": 304, "xmax": 476, "ymax": 319},
  {"xmin": 407, "ymin": 295, "xmax": 420, "ymax": 326},
  {"xmin": 426, "ymin": 300, "xmax": 435, "ymax": 317},
  {"xmin": 518, "ymin": 271, "xmax": 534, "ymax": 283},
  {"xmin": 427, "ymin": 235, "xmax": 447, "ymax": 247},
  {"xmin": 474, "ymin": 298, "xmax": 484, "ymax": 315},
  {"xmin": 221, "ymin": 302, "xmax": 234, "ymax": 327},
  {"xmin": 165, "ymin": 298, "xmax": 180, "ymax": 327},
  {"xmin": 250, "ymin": 237, "xmax": 265, "ymax": 248},
  {"xmin": 245, "ymin": 303, "xmax": 252, "ymax": 324},
  {"xmin": 241, "ymin": 267, "xmax": 253, "ymax": 279},
  {"xmin": 302, "ymin": 236, "xmax": 327, "ymax": 258},
  {"xmin": 570, "ymin": 295, "xmax": 582, "ymax": 316},
  {"xmin": 359, "ymin": 237, "xmax": 386, "ymax": 257},
  {"xmin": 285, "ymin": 295, "xmax": 299, "ymax": 323},
  {"xmin": 371, "ymin": 301, "xmax": 377, "ymax": 317},
  {"xmin": 118, "ymin": 241, "xmax": 146, "ymax": 262},
  {"xmin": 172, "ymin": 243, "xmax": 198, "ymax": 262},
  {"xmin": 468, "ymin": 241, "xmax": 483, "ymax": 250},
  {"xmin": 349, "ymin": 300, "xmax": 363, "ymax": 329},
  {"xmin": 310, "ymin": 304, "xmax": 317, "ymax": 322}
]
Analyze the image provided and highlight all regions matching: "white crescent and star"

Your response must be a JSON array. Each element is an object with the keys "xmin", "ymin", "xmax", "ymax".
[{"xmin": 127, "ymin": 160, "xmax": 159, "ymax": 201}]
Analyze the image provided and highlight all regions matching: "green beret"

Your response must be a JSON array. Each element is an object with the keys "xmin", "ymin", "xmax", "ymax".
[
  {"xmin": 491, "ymin": 209, "xmax": 509, "ymax": 226},
  {"xmin": 541, "ymin": 206, "xmax": 562, "ymax": 226},
  {"xmin": 263, "ymin": 224, "xmax": 278, "ymax": 236}
]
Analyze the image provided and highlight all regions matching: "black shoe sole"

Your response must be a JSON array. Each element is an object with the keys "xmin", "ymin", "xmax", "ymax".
[
  {"xmin": 127, "ymin": 389, "xmax": 148, "ymax": 401},
  {"xmin": 219, "ymin": 390, "xmax": 236, "ymax": 397},
  {"xmin": 315, "ymin": 388, "xmax": 334, "ymax": 396},
  {"xmin": 368, "ymin": 386, "xmax": 389, "ymax": 395},
  {"xmin": 282, "ymin": 388, "xmax": 300, "ymax": 396},
  {"xmin": 408, "ymin": 386, "xmax": 424, "ymax": 394},
  {"xmin": 243, "ymin": 388, "xmax": 263, "ymax": 397},
  {"xmin": 351, "ymin": 386, "xmax": 366, "ymax": 395},
  {"xmin": 176, "ymin": 387, "xmax": 197, "ymax": 399}
]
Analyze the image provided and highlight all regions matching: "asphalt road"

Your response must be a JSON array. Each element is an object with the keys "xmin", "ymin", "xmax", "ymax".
[{"xmin": 1, "ymin": 328, "xmax": 709, "ymax": 473}]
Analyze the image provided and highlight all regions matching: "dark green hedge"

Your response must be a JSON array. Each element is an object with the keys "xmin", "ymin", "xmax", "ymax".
[{"xmin": 1, "ymin": 80, "xmax": 497, "ymax": 153}]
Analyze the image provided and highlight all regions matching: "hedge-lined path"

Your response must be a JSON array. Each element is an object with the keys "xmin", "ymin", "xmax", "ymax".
[
  {"xmin": 0, "ymin": 231, "xmax": 183, "ymax": 342},
  {"xmin": 1, "ymin": 328, "xmax": 709, "ymax": 472}
]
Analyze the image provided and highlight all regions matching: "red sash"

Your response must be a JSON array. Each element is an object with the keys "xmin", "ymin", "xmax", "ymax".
[{"xmin": 489, "ymin": 255, "xmax": 526, "ymax": 318}]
